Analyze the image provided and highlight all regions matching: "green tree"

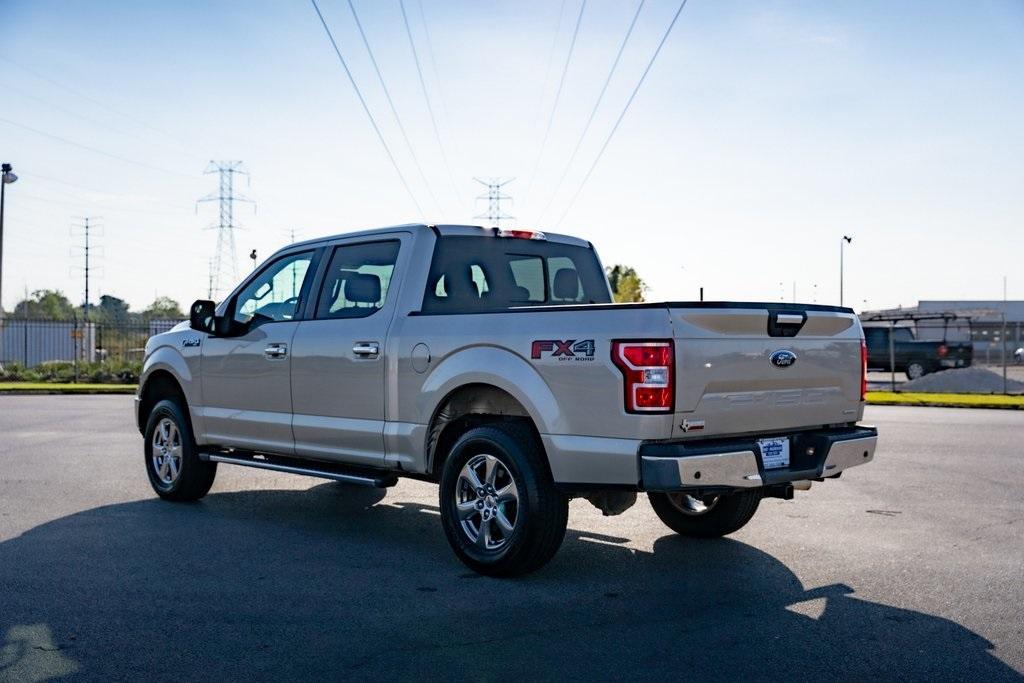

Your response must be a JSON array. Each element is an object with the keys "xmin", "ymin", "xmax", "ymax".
[
  {"xmin": 142, "ymin": 296, "xmax": 184, "ymax": 321},
  {"xmin": 90, "ymin": 294, "xmax": 131, "ymax": 324},
  {"xmin": 605, "ymin": 265, "xmax": 646, "ymax": 303},
  {"xmin": 11, "ymin": 290, "xmax": 76, "ymax": 319}
]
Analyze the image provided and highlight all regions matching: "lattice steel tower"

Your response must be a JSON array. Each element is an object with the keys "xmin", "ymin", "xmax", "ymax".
[
  {"xmin": 473, "ymin": 177, "xmax": 515, "ymax": 227},
  {"xmin": 198, "ymin": 161, "xmax": 253, "ymax": 298}
]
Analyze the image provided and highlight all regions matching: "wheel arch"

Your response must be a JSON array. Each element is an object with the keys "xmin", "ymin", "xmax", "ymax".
[
  {"xmin": 137, "ymin": 369, "xmax": 189, "ymax": 435},
  {"xmin": 425, "ymin": 383, "xmax": 544, "ymax": 479}
]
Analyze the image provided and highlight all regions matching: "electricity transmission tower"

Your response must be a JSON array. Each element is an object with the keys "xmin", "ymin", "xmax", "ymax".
[
  {"xmin": 197, "ymin": 161, "xmax": 254, "ymax": 298},
  {"xmin": 473, "ymin": 177, "xmax": 515, "ymax": 227},
  {"xmin": 71, "ymin": 217, "xmax": 103, "ymax": 321}
]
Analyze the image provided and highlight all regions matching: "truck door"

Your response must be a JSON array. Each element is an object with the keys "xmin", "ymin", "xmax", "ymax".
[
  {"xmin": 200, "ymin": 249, "xmax": 318, "ymax": 454},
  {"xmin": 289, "ymin": 236, "xmax": 406, "ymax": 468}
]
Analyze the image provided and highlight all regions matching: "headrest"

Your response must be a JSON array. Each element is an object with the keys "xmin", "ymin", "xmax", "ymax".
[
  {"xmin": 345, "ymin": 273, "xmax": 381, "ymax": 304},
  {"xmin": 553, "ymin": 268, "xmax": 579, "ymax": 300}
]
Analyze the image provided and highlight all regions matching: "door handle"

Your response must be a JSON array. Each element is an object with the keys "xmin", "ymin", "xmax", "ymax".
[
  {"xmin": 264, "ymin": 343, "xmax": 288, "ymax": 359},
  {"xmin": 353, "ymin": 342, "xmax": 380, "ymax": 357}
]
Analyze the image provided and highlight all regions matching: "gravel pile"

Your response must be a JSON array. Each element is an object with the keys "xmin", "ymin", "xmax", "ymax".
[{"xmin": 900, "ymin": 367, "xmax": 1024, "ymax": 394}]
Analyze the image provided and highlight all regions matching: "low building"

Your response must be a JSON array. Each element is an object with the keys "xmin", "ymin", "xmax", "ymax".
[{"xmin": 861, "ymin": 300, "xmax": 1023, "ymax": 363}]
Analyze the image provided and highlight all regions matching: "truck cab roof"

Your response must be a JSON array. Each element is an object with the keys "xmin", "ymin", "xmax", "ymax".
[{"xmin": 284, "ymin": 224, "xmax": 592, "ymax": 253}]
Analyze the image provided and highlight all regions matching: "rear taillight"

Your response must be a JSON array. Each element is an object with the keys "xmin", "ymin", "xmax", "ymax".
[
  {"xmin": 860, "ymin": 338, "xmax": 868, "ymax": 401},
  {"xmin": 611, "ymin": 340, "xmax": 674, "ymax": 413},
  {"xmin": 937, "ymin": 344, "xmax": 948, "ymax": 358}
]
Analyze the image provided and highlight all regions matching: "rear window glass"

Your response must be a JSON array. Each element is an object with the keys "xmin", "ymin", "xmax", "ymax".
[{"xmin": 422, "ymin": 235, "xmax": 611, "ymax": 313}]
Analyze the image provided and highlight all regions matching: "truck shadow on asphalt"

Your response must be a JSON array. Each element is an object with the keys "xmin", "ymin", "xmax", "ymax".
[{"xmin": 0, "ymin": 483, "xmax": 1018, "ymax": 681}]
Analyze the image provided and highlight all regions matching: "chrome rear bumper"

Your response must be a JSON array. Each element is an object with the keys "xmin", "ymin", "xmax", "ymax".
[{"xmin": 640, "ymin": 426, "xmax": 877, "ymax": 492}]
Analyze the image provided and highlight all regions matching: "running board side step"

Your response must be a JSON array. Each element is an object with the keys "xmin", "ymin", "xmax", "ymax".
[{"xmin": 200, "ymin": 452, "xmax": 398, "ymax": 488}]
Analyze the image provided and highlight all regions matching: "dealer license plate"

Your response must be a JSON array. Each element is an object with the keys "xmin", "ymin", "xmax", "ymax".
[{"xmin": 758, "ymin": 437, "xmax": 790, "ymax": 469}]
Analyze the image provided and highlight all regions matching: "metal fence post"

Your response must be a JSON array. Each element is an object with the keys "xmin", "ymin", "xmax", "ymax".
[
  {"xmin": 73, "ymin": 316, "xmax": 79, "ymax": 383},
  {"xmin": 1002, "ymin": 312, "xmax": 1008, "ymax": 395},
  {"xmin": 889, "ymin": 321, "xmax": 896, "ymax": 392}
]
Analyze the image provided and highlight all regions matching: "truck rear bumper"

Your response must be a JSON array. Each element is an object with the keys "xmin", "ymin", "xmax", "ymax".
[{"xmin": 639, "ymin": 426, "xmax": 877, "ymax": 492}]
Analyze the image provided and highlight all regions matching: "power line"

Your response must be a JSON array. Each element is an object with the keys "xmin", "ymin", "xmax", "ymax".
[
  {"xmin": 309, "ymin": 0, "xmax": 425, "ymax": 217},
  {"xmin": 399, "ymin": 0, "xmax": 461, "ymax": 206},
  {"xmin": 525, "ymin": 0, "xmax": 587, "ymax": 200},
  {"xmin": 528, "ymin": 0, "xmax": 568, "ymax": 152},
  {"xmin": 0, "ymin": 116, "xmax": 196, "ymax": 181},
  {"xmin": 416, "ymin": 0, "xmax": 467, "ymax": 209},
  {"xmin": 474, "ymin": 177, "xmax": 515, "ymax": 227},
  {"xmin": 16, "ymin": 172, "xmax": 193, "ymax": 213},
  {"xmin": 556, "ymin": 0, "xmax": 688, "ymax": 228},
  {"xmin": 538, "ymin": 0, "xmax": 645, "ymax": 224},
  {"xmin": 0, "ymin": 55, "xmax": 205, "ymax": 161},
  {"xmin": 346, "ymin": 0, "xmax": 443, "ymax": 215},
  {"xmin": 1, "ymin": 80, "xmax": 206, "ymax": 164}
]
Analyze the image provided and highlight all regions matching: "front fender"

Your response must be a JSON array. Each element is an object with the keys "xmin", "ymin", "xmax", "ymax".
[
  {"xmin": 418, "ymin": 345, "xmax": 563, "ymax": 434},
  {"xmin": 139, "ymin": 341, "xmax": 203, "ymax": 435}
]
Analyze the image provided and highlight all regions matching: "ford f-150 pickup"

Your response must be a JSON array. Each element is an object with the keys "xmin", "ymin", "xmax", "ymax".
[{"xmin": 136, "ymin": 224, "xmax": 877, "ymax": 576}]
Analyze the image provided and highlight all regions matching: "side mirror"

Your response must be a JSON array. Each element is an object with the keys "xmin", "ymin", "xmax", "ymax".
[{"xmin": 190, "ymin": 299, "xmax": 217, "ymax": 333}]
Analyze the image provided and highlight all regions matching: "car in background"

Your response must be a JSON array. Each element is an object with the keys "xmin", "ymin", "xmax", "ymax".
[{"xmin": 864, "ymin": 325, "xmax": 972, "ymax": 380}]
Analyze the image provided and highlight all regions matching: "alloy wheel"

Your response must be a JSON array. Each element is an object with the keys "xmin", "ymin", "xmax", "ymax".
[
  {"xmin": 151, "ymin": 417, "xmax": 183, "ymax": 486},
  {"xmin": 455, "ymin": 453, "xmax": 519, "ymax": 550}
]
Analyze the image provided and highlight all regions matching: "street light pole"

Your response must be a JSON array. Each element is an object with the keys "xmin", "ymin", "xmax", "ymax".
[
  {"xmin": 1, "ymin": 162, "xmax": 18, "ymax": 370},
  {"xmin": 840, "ymin": 235, "xmax": 852, "ymax": 307}
]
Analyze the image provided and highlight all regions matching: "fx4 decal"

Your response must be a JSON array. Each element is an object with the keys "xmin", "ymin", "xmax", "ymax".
[{"xmin": 531, "ymin": 339, "xmax": 596, "ymax": 362}]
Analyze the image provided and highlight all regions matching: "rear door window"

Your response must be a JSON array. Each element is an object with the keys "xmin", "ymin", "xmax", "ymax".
[
  {"xmin": 422, "ymin": 236, "xmax": 610, "ymax": 313},
  {"xmin": 315, "ymin": 240, "xmax": 400, "ymax": 319}
]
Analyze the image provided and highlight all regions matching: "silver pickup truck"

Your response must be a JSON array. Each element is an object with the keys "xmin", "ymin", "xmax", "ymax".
[{"xmin": 136, "ymin": 224, "xmax": 877, "ymax": 576}]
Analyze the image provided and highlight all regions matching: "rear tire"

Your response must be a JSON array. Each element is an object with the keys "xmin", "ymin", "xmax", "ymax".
[
  {"xmin": 648, "ymin": 489, "xmax": 762, "ymax": 538},
  {"xmin": 439, "ymin": 422, "xmax": 568, "ymax": 577},
  {"xmin": 144, "ymin": 398, "xmax": 217, "ymax": 502},
  {"xmin": 905, "ymin": 361, "xmax": 928, "ymax": 380}
]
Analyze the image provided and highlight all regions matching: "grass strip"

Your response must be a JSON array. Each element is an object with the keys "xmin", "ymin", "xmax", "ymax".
[
  {"xmin": 867, "ymin": 391, "xmax": 1024, "ymax": 410},
  {"xmin": 0, "ymin": 382, "xmax": 136, "ymax": 394}
]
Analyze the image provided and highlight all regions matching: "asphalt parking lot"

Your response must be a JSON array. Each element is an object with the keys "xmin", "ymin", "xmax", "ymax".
[{"xmin": 1, "ymin": 396, "xmax": 1021, "ymax": 681}]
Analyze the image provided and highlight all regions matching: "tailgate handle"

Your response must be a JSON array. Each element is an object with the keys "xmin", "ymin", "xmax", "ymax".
[{"xmin": 767, "ymin": 310, "xmax": 807, "ymax": 337}]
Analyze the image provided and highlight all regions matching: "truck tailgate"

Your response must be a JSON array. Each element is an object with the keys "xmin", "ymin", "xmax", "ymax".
[{"xmin": 670, "ymin": 305, "xmax": 864, "ymax": 439}]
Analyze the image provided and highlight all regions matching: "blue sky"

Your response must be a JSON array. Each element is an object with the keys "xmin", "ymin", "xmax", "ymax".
[{"xmin": 1, "ymin": 0, "xmax": 1022, "ymax": 312}]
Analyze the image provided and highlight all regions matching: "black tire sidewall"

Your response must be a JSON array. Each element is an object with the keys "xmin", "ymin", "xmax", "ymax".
[
  {"xmin": 439, "ymin": 424, "xmax": 559, "ymax": 574},
  {"xmin": 648, "ymin": 489, "xmax": 762, "ymax": 538},
  {"xmin": 906, "ymin": 362, "xmax": 927, "ymax": 380},
  {"xmin": 144, "ymin": 398, "xmax": 199, "ymax": 498}
]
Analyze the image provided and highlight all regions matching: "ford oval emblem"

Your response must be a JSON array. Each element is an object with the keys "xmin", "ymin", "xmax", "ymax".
[{"xmin": 770, "ymin": 349, "xmax": 797, "ymax": 368}]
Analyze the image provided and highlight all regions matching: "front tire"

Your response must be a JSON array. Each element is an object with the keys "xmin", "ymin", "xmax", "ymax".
[
  {"xmin": 144, "ymin": 398, "xmax": 217, "ymax": 501},
  {"xmin": 439, "ymin": 422, "xmax": 568, "ymax": 577},
  {"xmin": 648, "ymin": 489, "xmax": 762, "ymax": 538}
]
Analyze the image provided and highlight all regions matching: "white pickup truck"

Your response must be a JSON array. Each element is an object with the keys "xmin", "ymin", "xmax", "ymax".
[{"xmin": 136, "ymin": 224, "xmax": 877, "ymax": 576}]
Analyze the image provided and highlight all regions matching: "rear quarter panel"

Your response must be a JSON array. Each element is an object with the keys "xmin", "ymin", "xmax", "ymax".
[{"xmin": 386, "ymin": 306, "xmax": 675, "ymax": 473}]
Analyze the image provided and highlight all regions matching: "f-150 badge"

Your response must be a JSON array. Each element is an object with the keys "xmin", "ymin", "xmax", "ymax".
[
  {"xmin": 531, "ymin": 339, "xmax": 596, "ymax": 362},
  {"xmin": 182, "ymin": 337, "xmax": 201, "ymax": 348}
]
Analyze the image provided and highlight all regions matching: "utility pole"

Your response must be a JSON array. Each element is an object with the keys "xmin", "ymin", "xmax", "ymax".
[
  {"xmin": 474, "ymin": 177, "xmax": 515, "ymax": 227},
  {"xmin": 71, "ymin": 217, "xmax": 103, "ymax": 322},
  {"xmin": 71, "ymin": 217, "xmax": 102, "ymax": 368},
  {"xmin": 207, "ymin": 259, "xmax": 215, "ymax": 300},
  {"xmin": 197, "ymin": 161, "xmax": 254, "ymax": 299},
  {"xmin": 840, "ymin": 235, "xmax": 853, "ymax": 306}
]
